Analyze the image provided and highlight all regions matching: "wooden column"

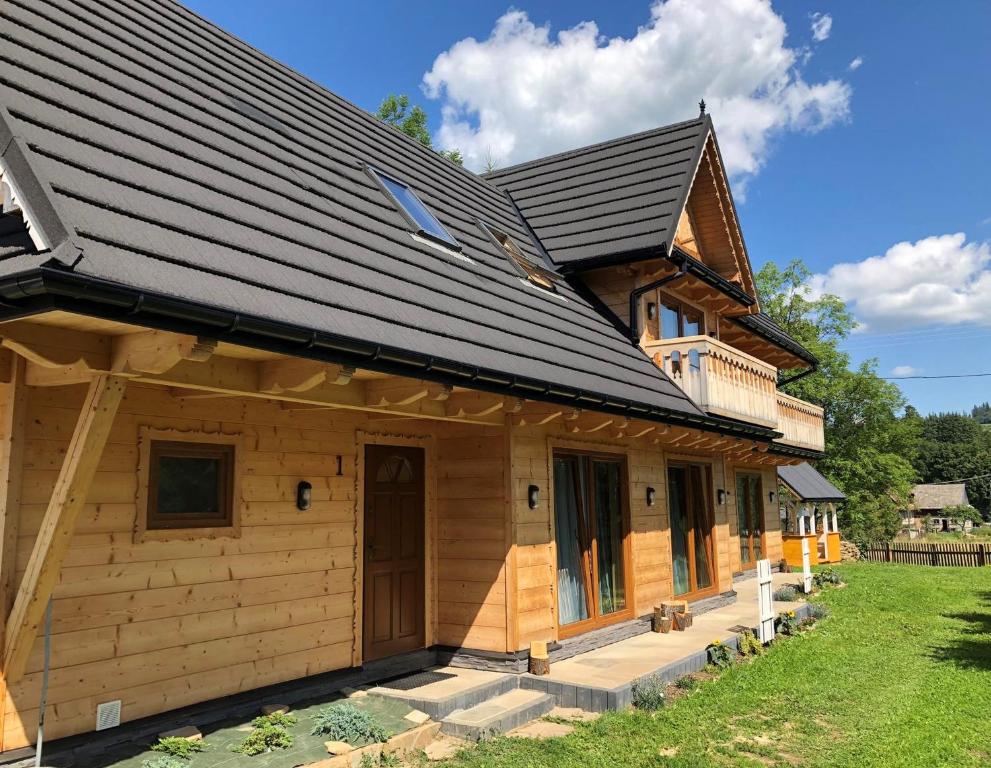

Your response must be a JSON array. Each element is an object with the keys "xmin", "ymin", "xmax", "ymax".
[
  {"xmin": 3, "ymin": 375, "xmax": 126, "ymax": 682},
  {"xmin": 0, "ymin": 356, "xmax": 27, "ymax": 632}
]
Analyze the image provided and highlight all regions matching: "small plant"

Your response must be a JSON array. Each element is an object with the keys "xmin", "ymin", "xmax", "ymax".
[
  {"xmin": 151, "ymin": 736, "xmax": 206, "ymax": 760},
  {"xmin": 232, "ymin": 723, "xmax": 293, "ymax": 756},
  {"xmin": 807, "ymin": 603, "xmax": 831, "ymax": 622},
  {"xmin": 631, "ymin": 673, "xmax": 666, "ymax": 711},
  {"xmin": 252, "ymin": 711, "xmax": 297, "ymax": 729},
  {"xmin": 707, "ymin": 639, "xmax": 735, "ymax": 669},
  {"xmin": 311, "ymin": 702, "xmax": 388, "ymax": 745},
  {"xmin": 143, "ymin": 757, "xmax": 187, "ymax": 768},
  {"xmin": 814, "ymin": 567, "xmax": 842, "ymax": 589},
  {"xmin": 674, "ymin": 675, "xmax": 700, "ymax": 691},
  {"xmin": 776, "ymin": 610, "xmax": 799, "ymax": 636},
  {"xmin": 773, "ymin": 586, "xmax": 798, "ymax": 602},
  {"xmin": 736, "ymin": 630, "xmax": 764, "ymax": 658}
]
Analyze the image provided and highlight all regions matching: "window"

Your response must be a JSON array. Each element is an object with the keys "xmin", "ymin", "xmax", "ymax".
[
  {"xmin": 479, "ymin": 221, "xmax": 559, "ymax": 292},
  {"xmin": 367, "ymin": 166, "xmax": 459, "ymax": 249},
  {"xmin": 137, "ymin": 428, "xmax": 241, "ymax": 538},
  {"xmin": 659, "ymin": 297, "xmax": 704, "ymax": 338}
]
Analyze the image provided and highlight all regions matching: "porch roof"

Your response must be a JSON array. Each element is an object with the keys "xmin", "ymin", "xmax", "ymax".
[
  {"xmin": 778, "ymin": 463, "xmax": 845, "ymax": 502},
  {"xmin": 0, "ymin": 0, "xmax": 782, "ymax": 440}
]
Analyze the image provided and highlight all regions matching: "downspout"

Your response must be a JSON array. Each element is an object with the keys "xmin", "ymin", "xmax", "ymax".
[
  {"xmin": 778, "ymin": 363, "xmax": 818, "ymax": 388},
  {"xmin": 628, "ymin": 253, "xmax": 689, "ymax": 343}
]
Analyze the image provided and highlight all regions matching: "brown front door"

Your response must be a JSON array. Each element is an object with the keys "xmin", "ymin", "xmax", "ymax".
[{"xmin": 363, "ymin": 445, "xmax": 425, "ymax": 661}]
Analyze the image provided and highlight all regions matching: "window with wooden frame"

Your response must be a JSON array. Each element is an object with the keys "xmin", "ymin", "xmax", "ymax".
[
  {"xmin": 658, "ymin": 295, "xmax": 705, "ymax": 339},
  {"xmin": 552, "ymin": 450, "xmax": 633, "ymax": 638},
  {"xmin": 478, "ymin": 220, "xmax": 560, "ymax": 293},
  {"xmin": 138, "ymin": 429, "xmax": 241, "ymax": 539}
]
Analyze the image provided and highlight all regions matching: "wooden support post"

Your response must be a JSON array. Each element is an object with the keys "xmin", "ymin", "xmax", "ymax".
[
  {"xmin": 3, "ymin": 375, "xmax": 126, "ymax": 682},
  {"xmin": 0, "ymin": 356, "xmax": 27, "ymax": 629}
]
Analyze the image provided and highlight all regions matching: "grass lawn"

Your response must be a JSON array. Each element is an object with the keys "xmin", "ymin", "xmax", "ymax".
[{"xmin": 442, "ymin": 563, "xmax": 991, "ymax": 768}]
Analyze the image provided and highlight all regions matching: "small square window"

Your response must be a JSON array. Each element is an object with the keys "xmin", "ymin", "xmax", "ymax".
[
  {"xmin": 146, "ymin": 439, "xmax": 235, "ymax": 530},
  {"xmin": 367, "ymin": 166, "xmax": 460, "ymax": 249},
  {"xmin": 478, "ymin": 221, "xmax": 559, "ymax": 292}
]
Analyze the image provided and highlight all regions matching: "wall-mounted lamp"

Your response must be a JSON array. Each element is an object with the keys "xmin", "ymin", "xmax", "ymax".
[
  {"xmin": 646, "ymin": 487, "xmax": 656, "ymax": 507},
  {"xmin": 336, "ymin": 455, "xmax": 343, "ymax": 477},
  {"xmin": 527, "ymin": 484, "xmax": 540, "ymax": 510},
  {"xmin": 769, "ymin": 491, "xmax": 776, "ymax": 504},
  {"xmin": 717, "ymin": 488, "xmax": 727, "ymax": 506},
  {"xmin": 646, "ymin": 302, "xmax": 657, "ymax": 321},
  {"xmin": 296, "ymin": 480, "xmax": 312, "ymax": 511}
]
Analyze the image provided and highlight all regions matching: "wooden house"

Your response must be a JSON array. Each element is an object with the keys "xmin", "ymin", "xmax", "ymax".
[
  {"xmin": 0, "ymin": 0, "xmax": 826, "ymax": 753},
  {"xmin": 905, "ymin": 483, "xmax": 972, "ymax": 535},
  {"xmin": 778, "ymin": 463, "xmax": 845, "ymax": 566}
]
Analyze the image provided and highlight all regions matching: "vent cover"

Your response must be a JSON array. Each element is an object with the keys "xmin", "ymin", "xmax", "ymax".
[{"xmin": 95, "ymin": 700, "xmax": 122, "ymax": 731}]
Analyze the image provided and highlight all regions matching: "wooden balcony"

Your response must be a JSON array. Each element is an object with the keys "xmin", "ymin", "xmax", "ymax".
[
  {"xmin": 775, "ymin": 391, "xmax": 826, "ymax": 452},
  {"xmin": 643, "ymin": 336, "xmax": 825, "ymax": 452},
  {"xmin": 644, "ymin": 336, "xmax": 779, "ymax": 428}
]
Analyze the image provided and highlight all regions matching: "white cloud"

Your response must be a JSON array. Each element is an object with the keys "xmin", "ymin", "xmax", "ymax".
[
  {"xmin": 422, "ymin": 0, "xmax": 851, "ymax": 183},
  {"xmin": 891, "ymin": 365, "xmax": 922, "ymax": 377},
  {"xmin": 810, "ymin": 12, "xmax": 833, "ymax": 42},
  {"xmin": 811, "ymin": 234, "xmax": 991, "ymax": 332},
  {"xmin": 848, "ymin": 56, "xmax": 864, "ymax": 71}
]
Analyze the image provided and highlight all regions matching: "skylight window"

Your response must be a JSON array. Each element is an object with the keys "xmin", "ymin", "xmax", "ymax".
[
  {"xmin": 479, "ymin": 221, "xmax": 559, "ymax": 292},
  {"xmin": 367, "ymin": 166, "xmax": 459, "ymax": 249}
]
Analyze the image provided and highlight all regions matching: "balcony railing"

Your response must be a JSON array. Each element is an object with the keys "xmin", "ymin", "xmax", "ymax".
[
  {"xmin": 775, "ymin": 391, "xmax": 825, "ymax": 452},
  {"xmin": 644, "ymin": 336, "xmax": 779, "ymax": 428},
  {"xmin": 643, "ymin": 336, "xmax": 825, "ymax": 452}
]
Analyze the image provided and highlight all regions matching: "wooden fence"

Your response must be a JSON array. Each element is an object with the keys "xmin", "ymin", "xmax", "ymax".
[{"xmin": 862, "ymin": 541, "xmax": 989, "ymax": 567}]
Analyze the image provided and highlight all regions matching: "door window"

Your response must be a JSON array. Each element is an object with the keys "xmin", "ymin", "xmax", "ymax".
[{"xmin": 668, "ymin": 463, "xmax": 716, "ymax": 597}]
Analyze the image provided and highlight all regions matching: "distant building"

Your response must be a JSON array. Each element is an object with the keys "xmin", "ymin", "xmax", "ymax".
[{"xmin": 904, "ymin": 484, "xmax": 972, "ymax": 536}]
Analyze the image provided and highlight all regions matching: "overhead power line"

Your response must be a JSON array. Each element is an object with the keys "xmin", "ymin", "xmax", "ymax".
[{"xmin": 883, "ymin": 372, "xmax": 991, "ymax": 380}]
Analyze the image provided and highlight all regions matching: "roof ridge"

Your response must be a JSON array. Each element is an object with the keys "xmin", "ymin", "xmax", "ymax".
[{"xmin": 485, "ymin": 116, "xmax": 706, "ymax": 179}]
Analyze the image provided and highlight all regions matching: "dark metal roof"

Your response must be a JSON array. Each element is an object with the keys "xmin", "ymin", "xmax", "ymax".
[
  {"xmin": 733, "ymin": 312, "xmax": 818, "ymax": 366},
  {"xmin": 778, "ymin": 463, "xmax": 845, "ymax": 502},
  {"xmin": 486, "ymin": 118, "xmax": 709, "ymax": 269},
  {"xmin": 0, "ymin": 0, "xmax": 783, "ymax": 440}
]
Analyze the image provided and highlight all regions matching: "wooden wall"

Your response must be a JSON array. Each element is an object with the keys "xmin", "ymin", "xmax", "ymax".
[{"xmin": 0, "ymin": 382, "xmax": 509, "ymax": 749}]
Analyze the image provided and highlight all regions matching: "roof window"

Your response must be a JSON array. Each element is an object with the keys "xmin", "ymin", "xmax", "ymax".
[
  {"xmin": 367, "ymin": 166, "xmax": 459, "ymax": 250},
  {"xmin": 479, "ymin": 221, "xmax": 559, "ymax": 292}
]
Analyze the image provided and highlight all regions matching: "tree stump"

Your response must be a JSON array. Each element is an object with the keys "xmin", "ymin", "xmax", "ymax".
[
  {"xmin": 673, "ymin": 611, "xmax": 693, "ymax": 631},
  {"xmin": 529, "ymin": 640, "xmax": 550, "ymax": 675},
  {"xmin": 652, "ymin": 607, "xmax": 673, "ymax": 633},
  {"xmin": 661, "ymin": 600, "xmax": 687, "ymax": 618}
]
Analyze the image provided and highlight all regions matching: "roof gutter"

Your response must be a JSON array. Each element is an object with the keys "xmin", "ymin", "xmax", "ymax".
[
  {"xmin": 628, "ymin": 253, "xmax": 689, "ymax": 343},
  {"xmin": 0, "ymin": 267, "xmax": 783, "ymax": 443},
  {"xmin": 778, "ymin": 363, "xmax": 817, "ymax": 387}
]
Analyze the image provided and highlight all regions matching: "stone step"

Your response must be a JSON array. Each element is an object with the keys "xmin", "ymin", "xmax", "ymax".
[
  {"xmin": 440, "ymin": 689, "xmax": 556, "ymax": 740},
  {"xmin": 369, "ymin": 668, "xmax": 518, "ymax": 720}
]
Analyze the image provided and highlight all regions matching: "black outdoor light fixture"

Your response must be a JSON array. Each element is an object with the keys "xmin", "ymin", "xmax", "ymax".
[
  {"xmin": 296, "ymin": 480, "xmax": 312, "ymax": 511},
  {"xmin": 646, "ymin": 486, "xmax": 656, "ymax": 507},
  {"xmin": 769, "ymin": 490, "xmax": 776, "ymax": 504},
  {"xmin": 717, "ymin": 488, "xmax": 727, "ymax": 506},
  {"xmin": 528, "ymin": 484, "xmax": 540, "ymax": 509}
]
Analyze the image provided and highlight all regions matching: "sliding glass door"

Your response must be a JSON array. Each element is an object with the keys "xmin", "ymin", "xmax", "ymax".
[
  {"xmin": 668, "ymin": 463, "xmax": 716, "ymax": 598},
  {"xmin": 553, "ymin": 452, "xmax": 631, "ymax": 636},
  {"xmin": 735, "ymin": 473, "xmax": 764, "ymax": 569}
]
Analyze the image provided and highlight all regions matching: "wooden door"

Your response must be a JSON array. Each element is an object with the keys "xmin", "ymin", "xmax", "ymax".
[
  {"xmin": 735, "ymin": 473, "xmax": 764, "ymax": 569},
  {"xmin": 668, "ymin": 463, "xmax": 717, "ymax": 599},
  {"xmin": 363, "ymin": 445, "xmax": 425, "ymax": 661}
]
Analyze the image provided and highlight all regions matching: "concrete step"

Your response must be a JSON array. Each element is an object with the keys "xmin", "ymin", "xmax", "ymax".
[
  {"xmin": 369, "ymin": 668, "xmax": 518, "ymax": 720},
  {"xmin": 441, "ymin": 689, "xmax": 556, "ymax": 740}
]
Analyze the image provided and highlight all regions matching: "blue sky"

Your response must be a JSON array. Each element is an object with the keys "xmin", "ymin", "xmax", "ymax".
[{"xmin": 185, "ymin": 0, "xmax": 991, "ymax": 414}]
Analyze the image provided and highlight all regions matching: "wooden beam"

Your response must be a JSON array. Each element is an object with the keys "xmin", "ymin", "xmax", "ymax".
[
  {"xmin": 0, "ymin": 357, "xmax": 27, "ymax": 628},
  {"xmin": 258, "ymin": 358, "xmax": 354, "ymax": 394},
  {"xmin": 112, "ymin": 330, "xmax": 216, "ymax": 375},
  {"xmin": 365, "ymin": 379, "xmax": 451, "ymax": 408},
  {"xmin": 3, "ymin": 375, "xmax": 126, "ymax": 682}
]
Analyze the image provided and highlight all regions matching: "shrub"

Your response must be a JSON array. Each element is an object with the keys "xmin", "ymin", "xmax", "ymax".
[
  {"xmin": 150, "ymin": 737, "xmax": 206, "ymax": 760},
  {"xmin": 232, "ymin": 723, "xmax": 293, "ymax": 756},
  {"xmin": 706, "ymin": 639, "xmax": 735, "ymax": 669},
  {"xmin": 814, "ymin": 567, "xmax": 842, "ymax": 589},
  {"xmin": 631, "ymin": 674, "xmax": 666, "ymax": 711},
  {"xmin": 311, "ymin": 702, "xmax": 388, "ymax": 744},
  {"xmin": 252, "ymin": 711, "xmax": 297, "ymax": 729},
  {"xmin": 773, "ymin": 586, "xmax": 798, "ymax": 602},
  {"xmin": 807, "ymin": 603, "xmax": 831, "ymax": 622},
  {"xmin": 776, "ymin": 610, "xmax": 799, "ymax": 636},
  {"xmin": 737, "ymin": 630, "xmax": 764, "ymax": 658},
  {"xmin": 143, "ymin": 757, "xmax": 187, "ymax": 768},
  {"xmin": 674, "ymin": 675, "xmax": 700, "ymax": 691}
]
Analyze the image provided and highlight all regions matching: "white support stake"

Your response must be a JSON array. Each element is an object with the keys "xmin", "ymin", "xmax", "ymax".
[
  {"xmin": 757, "ymin": 558, "xmax": 775, "ymax": 644},
  {"xmin": 800, "ymin": 537, "xmax": 813, "ymax": 594}
]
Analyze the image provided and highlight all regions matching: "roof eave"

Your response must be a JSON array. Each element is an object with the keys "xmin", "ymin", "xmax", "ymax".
[{"xmin": 0, "ymin": 266, "xmax": 782, "ymax": 443}]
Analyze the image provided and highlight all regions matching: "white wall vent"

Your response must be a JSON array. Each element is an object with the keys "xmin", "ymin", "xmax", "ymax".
[{"xmin": 95, "ymin": 700, "xmax": 122, "ymax": 731}]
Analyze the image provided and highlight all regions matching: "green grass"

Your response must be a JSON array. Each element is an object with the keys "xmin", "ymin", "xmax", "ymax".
[{"xmin": 442, "ymin": 563, "xmax": 991, "ymax": 768}]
